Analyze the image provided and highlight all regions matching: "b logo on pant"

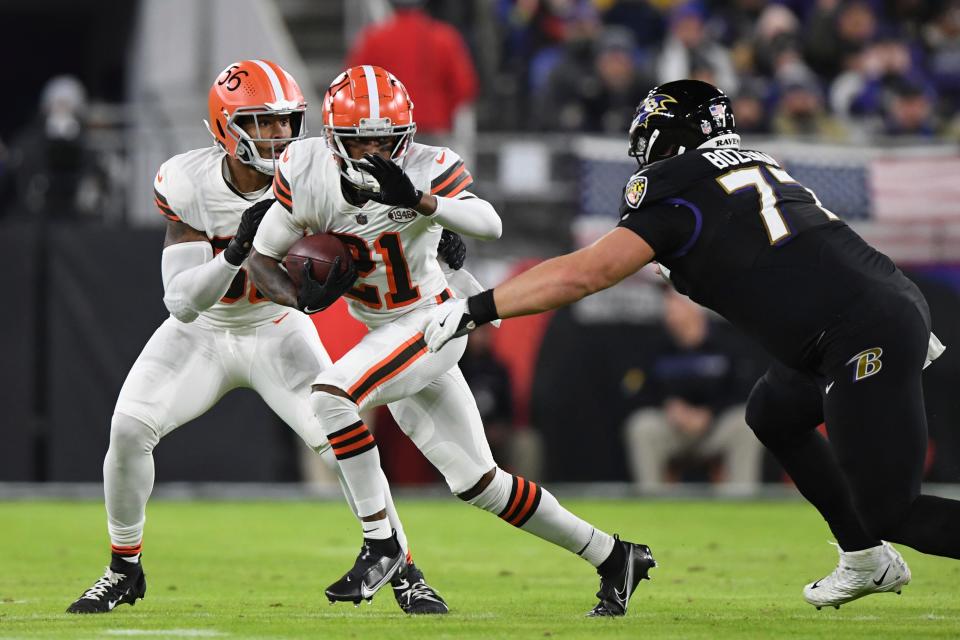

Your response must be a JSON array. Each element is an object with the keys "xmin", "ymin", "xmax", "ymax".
[{"xmin": 847, "ymin": 347, "xmax": 883, "ymax": 381}]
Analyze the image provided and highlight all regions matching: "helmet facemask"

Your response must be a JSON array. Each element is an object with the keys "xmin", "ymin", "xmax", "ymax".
[
  {"xmin": 220, "ymin": 107, "xmax": 306, "ymax": 176},
  {"xmin": 629, "ymin": 120, "xmax": 707, "ymax": 169},
  {"xmin": 325, "ymin": 117, "xmax": 416, "ymax": 191}
]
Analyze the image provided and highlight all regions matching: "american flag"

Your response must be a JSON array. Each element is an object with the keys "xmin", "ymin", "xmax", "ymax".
[{"xmin": 870, "ymin": 157, "xmax": 960, "ymax": 221}]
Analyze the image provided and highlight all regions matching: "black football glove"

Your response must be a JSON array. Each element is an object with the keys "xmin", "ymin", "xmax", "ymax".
[
  {"xmin": 224, "ymin": 198, "xmax": 275, "ymax": 266},
  {"xmin": 438, "ymin": 229, "xmax": 466, "ymax": 270},
  {"xmin": 297, "ymin": 256, "xmax": 358, "ymax": 314},
  {"xmin": 355, "ymin": 153, "xmax": 422, "ymax": 208}
]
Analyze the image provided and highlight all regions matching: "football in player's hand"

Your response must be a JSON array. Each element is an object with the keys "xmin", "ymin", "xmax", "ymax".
[{"xmin": 283, "ymin": 233, "xmax": 353, "ymax": 288}]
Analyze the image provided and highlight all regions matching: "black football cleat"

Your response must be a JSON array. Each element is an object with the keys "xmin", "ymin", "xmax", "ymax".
[
  {"xmin": 391, "ymin": 562, "xmax": 448, "ymax": 615},
  {"xmin": 325, "ymin": 533, "xmax": 404, "ymax": 605},
  {"xmin": 587, "ymin": 536, "xmax": 656, "ymax": 617},
  {"xmin": 66, "ymin": 562, "xmax": 146, "ymax": 614}
]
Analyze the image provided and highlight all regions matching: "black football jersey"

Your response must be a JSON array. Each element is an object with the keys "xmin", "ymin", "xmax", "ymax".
[{"xmin": 617, "ymin": 148, "xmax": 916, "ymax": 368}]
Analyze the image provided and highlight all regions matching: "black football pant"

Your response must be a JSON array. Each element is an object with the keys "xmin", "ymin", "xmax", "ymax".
[{"xmin": 746, "ymin": 294, "xmax": 960, "ymax": 558}]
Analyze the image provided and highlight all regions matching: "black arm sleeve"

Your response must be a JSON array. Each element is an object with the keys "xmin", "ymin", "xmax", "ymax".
[{"xmin": 617, "ymin": 200, "xmax": 698, "ymax": 258}]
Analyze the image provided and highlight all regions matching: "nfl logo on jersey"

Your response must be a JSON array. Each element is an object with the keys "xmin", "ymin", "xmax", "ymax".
[
  {"xmin": 624, "ymin": 175, "xmax": 648, "ymax": 209},
  {"xmin": 355, "ymin": 213, "xmax": 368, "ymax": 225}
]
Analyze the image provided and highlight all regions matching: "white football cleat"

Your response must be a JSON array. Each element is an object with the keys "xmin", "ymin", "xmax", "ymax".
[{"xmin": 804, "ymin": 541, "xmax": 911, "ymax": 610}]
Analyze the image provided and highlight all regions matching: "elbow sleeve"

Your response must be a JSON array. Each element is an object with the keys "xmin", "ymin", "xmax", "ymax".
[
  {"xmin": 161, "ymin": 242, "xmax": 240, "ymax": 322},
  {"xmin": 431, "ymin": 196, "xmax": 502, "ymax": 240}
]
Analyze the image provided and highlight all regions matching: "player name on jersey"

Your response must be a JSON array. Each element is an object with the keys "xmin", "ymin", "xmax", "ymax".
[{"xmin": 702, "ymin": 149, "xmax": 779, "ymax": 170}]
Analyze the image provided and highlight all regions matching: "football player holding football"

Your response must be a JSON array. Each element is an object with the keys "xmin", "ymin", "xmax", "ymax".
[
  {"xmin": 247, "ymin": 65, "xmax": 655, "ymax": 617},
  {"xmin": 67, "ymin": 60, "xmax": 450, "ymax": 615},
  {"xmin": 425, "ymin": 79, "xmax": 960, "ymax": 610}
]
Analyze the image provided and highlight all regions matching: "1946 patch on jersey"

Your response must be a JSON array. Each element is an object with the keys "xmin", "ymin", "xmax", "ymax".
[
  {"xmin": 624, "ymin": 175, "xmax": 648, "ymax": 209},
  {"xmin": 388, "ymin": 208, "xmax": 418, "ymax": 223}
]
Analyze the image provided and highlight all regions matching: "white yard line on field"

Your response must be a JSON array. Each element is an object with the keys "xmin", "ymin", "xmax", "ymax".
[{"xmin": 103, "ymin": 631, "xmax": 227, "ymax": 637}]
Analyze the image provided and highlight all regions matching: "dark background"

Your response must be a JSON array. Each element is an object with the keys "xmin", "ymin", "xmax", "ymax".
[{"xmin": 0, "ymin": 220, "xmax": 299, "ymax": 482}]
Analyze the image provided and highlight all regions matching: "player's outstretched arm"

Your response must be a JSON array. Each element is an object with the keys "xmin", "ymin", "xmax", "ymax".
[
  {"xmin": 425, "ymin": 228, "xmax": 654, "ymax": 351},
  {"xmin": 495, "ymin": 228, "xmax": 654, "ymax": 317}
]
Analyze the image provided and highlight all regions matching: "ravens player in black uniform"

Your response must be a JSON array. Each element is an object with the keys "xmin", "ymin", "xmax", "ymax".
[{"xmin": 424, "ymin": 79, "xmax": 959, "ymax": 611}]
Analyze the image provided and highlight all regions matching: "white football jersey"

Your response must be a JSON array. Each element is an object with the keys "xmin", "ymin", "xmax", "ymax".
[
  {"xmin": 154, "ymin": 147, "xmax": 287, "ymax": 328},
  {"xmin": 255, "ymin": 138, "xmax": 475, "ymax": 327}
]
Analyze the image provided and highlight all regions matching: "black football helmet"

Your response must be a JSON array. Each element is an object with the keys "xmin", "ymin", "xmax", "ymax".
[{"xmin": 628, "ymin": 79, "xmax": 738, "ymax": 168}]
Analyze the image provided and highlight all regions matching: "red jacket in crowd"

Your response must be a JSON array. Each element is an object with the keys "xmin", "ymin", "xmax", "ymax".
[{"xmin": 346, "ymin": 9, "xmax": 479, "ymax": 134}]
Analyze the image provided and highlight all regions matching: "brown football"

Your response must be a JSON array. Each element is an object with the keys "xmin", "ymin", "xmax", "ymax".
[{"xmin": 282, "ymin": 233, "xmax": 352, "ymax": 289}]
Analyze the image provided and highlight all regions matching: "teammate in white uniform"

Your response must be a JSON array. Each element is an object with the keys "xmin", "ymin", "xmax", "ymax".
[
  {"xmin": 67, "ymin": 60, "xmax": 447, "ymax": 615},
  {"xmin": 248, "ymin": 65, "xmax": 656, "ymax": 616}
]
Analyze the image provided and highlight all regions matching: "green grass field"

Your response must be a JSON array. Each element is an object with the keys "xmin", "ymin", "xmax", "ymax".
[{"xmin": 1, "ymin": 498, "xmax": 958, "ymax": 639}]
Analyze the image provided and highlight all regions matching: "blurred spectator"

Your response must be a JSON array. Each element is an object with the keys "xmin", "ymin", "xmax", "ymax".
[
  {"xmin": 731, "ymin": 79, "xmax": 773, "ymax": 134},
  {"xmin": 498, "ymin": 0, "xmax": 577, "ymax": 60},
  {"xmin": 883, "ymin": 76, "xmax": 938, "ymax": 136},
  {"xmin": 623, "ymin": 290, "xmax": 762, "ymax": 492},
  {"xmin": 924, "ymin": 1, "xmax": 960, "ymax": 117},
  {"xmin": 497, "ymin": 0, "xmax": 591, "ymax": 98},
  {"xmin": 887, "ymin": 0, "xmax": 939, "ymax": 41},
  {"xmin": 752, "ymin": 4, "xmax": 803, "ymax": 78},
  {"xmin": 805, "ymin": 0, "xmax": 881, "ymax": 80},
  {"xmin": 524, "ymin": 2, "xmax": 601, "ymax": 97},
  {"xmin": 830, "ymin": 37, "xmax": 920, "ymax": 120},
  {"xmin": 461, "ymin": 324, "xmax": 542, "ymax": 479},
  {"xmin": 599, "ymin": 0, "xmax": 666, "ymax": 51},
  {"xmin": 346, "ymin": 0, "xmax": 478, "ymax": 135},
  {"xmin": 8, "ymin": 75, "xmax": 107, "ymax": 219},
  {"xmin": 657, "ymin": 2, "xmax": 739, "ymax": 95},
  {"xmin": 537, "ymin": 26, "xmax": 653, "ymax": 132},
  {"xmin": 708, "ymin": 0, "xmax": 767, "ymax": 49},
  {"xmin": 772, "ymin": 67, "xmax": 849, "ymax": 140}
]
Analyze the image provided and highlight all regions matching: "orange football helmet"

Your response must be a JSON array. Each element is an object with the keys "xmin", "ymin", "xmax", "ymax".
[
  {"xmin": 322, "ymin": 65, "xmax": 416, "ymax": 188},
  {"xmin": 206, "ymin": 59, "xmax": 307, "ymax": 175}
]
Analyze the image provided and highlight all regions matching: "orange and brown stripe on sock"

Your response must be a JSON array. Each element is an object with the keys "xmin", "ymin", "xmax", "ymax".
[
  {"xmin": 328, "ymin": 421, "xmax": 377, "ymax": 460},
  {"xmin": 498, "ymin": 475, "xmax": 543, "ymax": 527},
  {"xmin": 111, "ymin": 543, "xmax": 142, "ymax": 557}
]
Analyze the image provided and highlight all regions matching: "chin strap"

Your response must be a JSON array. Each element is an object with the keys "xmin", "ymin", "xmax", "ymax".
[{"xmin": 234, "ymin": 137, "xmax": 278, "ymax": 176}]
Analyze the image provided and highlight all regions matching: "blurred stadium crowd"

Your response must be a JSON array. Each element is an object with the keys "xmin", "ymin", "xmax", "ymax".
[
  {"xmin": 5, "ymin": 0, "xmax": 960, "ymax": 221},
  {"xmin": 1, "ymin": 0, "xmax": 960, "ymax": 492},
  {"xmin": 458, "ymin": 0, "xmax": 960, "ymax": 141}
]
